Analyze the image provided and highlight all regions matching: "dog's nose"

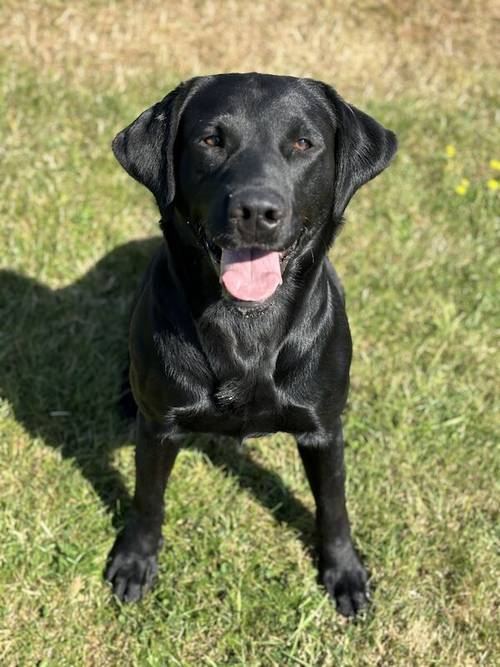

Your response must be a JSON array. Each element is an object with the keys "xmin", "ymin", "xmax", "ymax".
[{"xmin": 228, "ymin": 190, "xmax": 285, "ymax": 233}]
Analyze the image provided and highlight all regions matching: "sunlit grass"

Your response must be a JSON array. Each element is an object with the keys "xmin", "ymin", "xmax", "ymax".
[{"xmin": 0, "ymin": 2, "xmax": 498, "ymax": 665}]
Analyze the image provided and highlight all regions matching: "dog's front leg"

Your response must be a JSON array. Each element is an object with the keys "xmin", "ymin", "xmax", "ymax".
[
  {"xmin": 105, "ymin": 412, "xmax": 180, "ymax": 602},
  {"xmin": 297, "ymin": 418, "xmax": 369, "ymax": 617}
]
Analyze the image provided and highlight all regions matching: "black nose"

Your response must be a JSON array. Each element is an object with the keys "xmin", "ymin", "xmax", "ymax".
[{"xmin": 228, "ymin": 189, "xmax": 285, "ymax": 233}]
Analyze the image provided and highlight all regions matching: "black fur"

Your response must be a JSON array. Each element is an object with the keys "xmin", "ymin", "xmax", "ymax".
[{"xmin": 105, "ymin": 73, "xmax": 397, "ymax": 616}]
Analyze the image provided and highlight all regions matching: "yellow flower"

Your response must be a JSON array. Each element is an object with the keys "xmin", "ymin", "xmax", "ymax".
[
  {"xmin": 489, "ymin": 159, "xmax": 500, "ymax": 171},
  {"xmin": 455, "ymin": 178, "xmax": 470, "ymax": 196},
  {"xmin": 487, "ymin": 178, "xmax": 499, "ymax": 191},
  {"xmin": 445, "ymin": 144, "xmax": 456, "ymax": 158}
]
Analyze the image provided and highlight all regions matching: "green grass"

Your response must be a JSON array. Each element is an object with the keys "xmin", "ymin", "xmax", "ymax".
[{"xmin": 1, "ymin": 44, "xmax": 499, "ymax": 667}]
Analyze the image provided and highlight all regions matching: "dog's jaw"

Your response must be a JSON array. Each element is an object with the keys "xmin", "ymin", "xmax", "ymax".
[{"xmin": 179, "ymin": 217, "xmax": 308, "ymax": 309}]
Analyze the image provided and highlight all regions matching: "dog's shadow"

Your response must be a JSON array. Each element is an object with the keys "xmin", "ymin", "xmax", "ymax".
[{"xmin": 0, "ymin": 236, "xmax": 314, "ymax": 549}]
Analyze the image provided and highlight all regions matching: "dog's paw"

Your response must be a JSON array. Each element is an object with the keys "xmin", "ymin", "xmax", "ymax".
[
  {"xmin": 321, "ymin": 551, "xmax": 370, "ymax": 618},
  {"xmin": 104, "ymin": 531, "xmax": 160, "ymax": 603}
]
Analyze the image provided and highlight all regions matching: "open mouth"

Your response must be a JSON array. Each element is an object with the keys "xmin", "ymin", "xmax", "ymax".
[
  {"xmin": 205, "ymin": 234, "xmax": 299, "ymax": 267},
  {"xmin": 190, "ymin": 221, "xmax": 303, "ymax": 303}
]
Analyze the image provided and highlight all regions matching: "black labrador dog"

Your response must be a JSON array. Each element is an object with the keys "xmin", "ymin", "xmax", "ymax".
[{"xmin": 105, "ymin": 73, "xmax": 397, "ymax": 617}]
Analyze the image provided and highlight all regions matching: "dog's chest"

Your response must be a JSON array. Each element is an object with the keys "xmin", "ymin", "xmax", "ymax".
[
  {"xmin": 173, "ymin": 359, "xmax": 318, "ymax": 439},
  {"xmin": 153, "ymin": 307, "xmax": 323, "ymax": 438}
]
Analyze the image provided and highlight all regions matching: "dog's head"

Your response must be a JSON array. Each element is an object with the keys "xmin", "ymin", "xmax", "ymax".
[{"xmin": 113, "ymin": 73, "xmax": 397, "ymax": 304}]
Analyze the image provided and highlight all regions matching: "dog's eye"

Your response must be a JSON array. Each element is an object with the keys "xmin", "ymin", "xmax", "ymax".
[
  {"xmin": 203, "ymin": 134, "xmax": 222, "ymax": 147},
  {"xmin": 293, "ymin": 138, "xmax": 312, "ymax": 151}
]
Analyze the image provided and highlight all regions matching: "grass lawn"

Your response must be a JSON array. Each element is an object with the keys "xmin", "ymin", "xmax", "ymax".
[{"xmin": 0, "ymin": 2, "xmax": 498, "ymax": 665}]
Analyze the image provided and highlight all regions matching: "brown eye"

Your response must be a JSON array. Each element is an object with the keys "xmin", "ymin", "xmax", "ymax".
[
  {"xmin": 293, "ymin": 138, "xmax": 312, "ymax": 151},
  {"xmin": 203, "ymin": 134, "xmax": 221, "ymax": 147}
]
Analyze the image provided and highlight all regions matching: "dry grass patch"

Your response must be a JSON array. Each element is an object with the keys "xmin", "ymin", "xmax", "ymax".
[{"xmin": 1, "ymin": 0, "xmax": 497, "ymax": 102}]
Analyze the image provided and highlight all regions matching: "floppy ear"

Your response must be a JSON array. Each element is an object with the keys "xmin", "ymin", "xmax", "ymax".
[
  {"xmin": 323, "ymin": 86, "xmax": 398, "ymax": 218},
  {"xmin": 112, "ymin": 78, "xmax": 202, "ymax": 210}
]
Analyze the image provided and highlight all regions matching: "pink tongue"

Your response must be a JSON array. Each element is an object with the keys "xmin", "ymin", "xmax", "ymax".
[{"xmin": 220, "ymin": 248, "xmax": 282, "ymax": 302}]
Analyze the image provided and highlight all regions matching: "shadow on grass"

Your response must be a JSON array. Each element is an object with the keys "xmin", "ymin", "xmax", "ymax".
[{"xmin": 0, "ymin": 236, "xmax": 314, "ymax": 549}]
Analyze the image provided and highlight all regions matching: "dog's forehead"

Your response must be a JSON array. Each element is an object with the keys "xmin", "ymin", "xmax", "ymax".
[{"xmin": 182, "ymin": 73, "xmax": 332, "ymax": 130}]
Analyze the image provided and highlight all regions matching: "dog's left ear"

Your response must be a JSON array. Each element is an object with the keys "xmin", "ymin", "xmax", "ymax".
[{"xmin": 323, "ymin": 85, "xmax": 398, "ymax": 218}]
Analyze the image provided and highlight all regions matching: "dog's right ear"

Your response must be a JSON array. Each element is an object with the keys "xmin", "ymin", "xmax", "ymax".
[{"xmin": 112, "ymin": 79, "xmax": 201, "ymax": 210}]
